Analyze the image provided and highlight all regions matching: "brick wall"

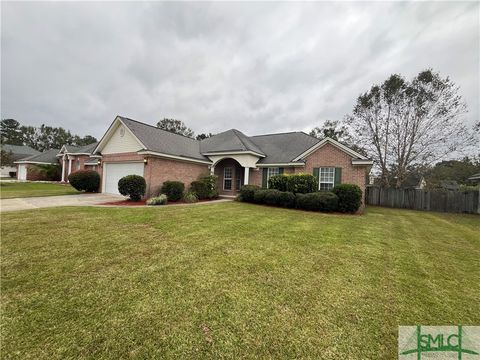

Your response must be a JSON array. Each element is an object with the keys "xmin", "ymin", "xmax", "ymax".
[
  {"xmin": 303, "ymin": 142, "xmax": 367, "ymax": 192},
  {"xmin": 144, "ymin": 157, "xmax": 210, "ymax": 197}
]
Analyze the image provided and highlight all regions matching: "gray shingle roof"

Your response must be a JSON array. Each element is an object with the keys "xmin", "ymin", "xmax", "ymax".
[
  {"xmin": 200, "ymin": 129, "xmax": 265, "ymax": 155},
  {"xmin": 105, "ymin": 116, "xmax": 367, "ymax": 165},
  {"xmin": 63, "ymin": 142, "xmax": 98, "ymax": 154},
  {"xmin": 119, "ymin": 117, "xmax": 208, "ymax": 161},
  {"xmin": 1, "ymin": 144, "xmax": 40, "ymax": 161},
  {"xmin": 16, "ymin": 148, "xmax": 60, "ymax": 164},
  {"xmin": 250, "ymin": 132, "xmax": 320, "ymax": 164}
]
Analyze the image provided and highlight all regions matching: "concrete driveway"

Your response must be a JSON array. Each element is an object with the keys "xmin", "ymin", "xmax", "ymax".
[{"xmin": 0, "ymin": 193, "xmax": 124, "ymax": 212}]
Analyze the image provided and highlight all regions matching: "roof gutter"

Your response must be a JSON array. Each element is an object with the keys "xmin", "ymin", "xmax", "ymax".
[
  {"xmin": 138, "ymin": 150, "xmax": 212, "ymax": 165},
  {"xmin": 351, "ymin": 160, "xmax": 374, "ymax": 165},
  {"xmin": 256, "ymin": 162, "xmax": 305, "ymax": 167},
  {"xmin": 202, "ymin": 150, "xmax": 266, "ymax": 158},
  {"xmin": 14, "ymin": 161, "xmax": 57, "ymax": 165}
]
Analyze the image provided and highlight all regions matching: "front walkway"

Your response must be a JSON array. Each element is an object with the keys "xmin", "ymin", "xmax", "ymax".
[{"xmin": 0, "ymin": 193, "xmax": 123, "ymax": 212}]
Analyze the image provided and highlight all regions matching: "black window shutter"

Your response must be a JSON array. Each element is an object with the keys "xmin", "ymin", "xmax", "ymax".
[{"xmin": 262, "ymin": 168, "xmax": 268, "ymax": 188}]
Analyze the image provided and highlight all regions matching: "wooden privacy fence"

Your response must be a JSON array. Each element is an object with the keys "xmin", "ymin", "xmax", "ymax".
[{"xmin": 366, "ymin": 187, "xmax": 480, "ymax": 214}]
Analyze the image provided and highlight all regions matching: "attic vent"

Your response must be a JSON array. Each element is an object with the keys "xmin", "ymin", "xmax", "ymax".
[{"xmin": 119, "ymin": 127, "xmax": 125, "ymax": 137}]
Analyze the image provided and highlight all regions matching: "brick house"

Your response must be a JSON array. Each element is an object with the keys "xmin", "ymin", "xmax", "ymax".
[
  {"xmin": 92, "ymin": 116, "xmax": 373, "ymax": 198},
  {"xmin": 14, "ymin": 143, "xmax": 100, "ymax": 181}
]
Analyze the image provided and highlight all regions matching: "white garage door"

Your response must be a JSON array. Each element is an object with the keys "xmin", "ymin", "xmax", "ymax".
[
  {"xmin": 103, "ymin": 162, "xmax": 144, "ymax": 195},
  {"xmin": 18, "ymin": 165, "xmax": 27, "ymax": 180}
]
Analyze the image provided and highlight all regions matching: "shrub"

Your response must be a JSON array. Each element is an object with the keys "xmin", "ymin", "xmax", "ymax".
[
  {"xmin": 244, "ymin": 187, "xmax": 296, "ymax": 208},
  {"xmin": 190, "ymin": 180, "xmax": 209, "ymax": 200},
  {"xmin": 268, "ymin": 174, "xmax": 289, "ymax": 191},
  {"xmin": 264, "ymin": 189, "xmax": 282, "ymax": 206},
  {"xmin": 277, "ymin": 191, "xmax": 296, "ymax": 208},
  {"xmin": 160, "ymin": 181, "xmax": 185, "ymax": 201},
  {"xmin": 286, "ymin": 173, "xmax": 318, "ymax": 194},
  {"xmin": 332, "ymin": 184, "xmax": 362, "ymax": 213},
  {"xmin": 146, "ymin": 194, "xmax": 168, "ymax": 206},
  {"xmin": 296, "ymin": 192, "xmax": 338, "ymax": 212},
  {"xmin": 183, "ymin": 191, "xmax": 199, "ymax": 203},
  {"xmin": 253, "ymin": 189, "xmax": 269, "ymax": 204},
  {"xmin": 199, "ymin": 175, "xmax": 219, "ymax": 199},
  {"xmin": 68, "ymin": 170, "xmax": 100, "ymax": 192},
  {"xmin": 118, "ymin": 175, "xmax": 146, "ymax": 201},
  {"xmin": 238, "ymin": 185, "xmax": 260, "ymax": 202},
  {"xmin": 30, "ymin": 164, "xmax": 62, "ymax": 181}
]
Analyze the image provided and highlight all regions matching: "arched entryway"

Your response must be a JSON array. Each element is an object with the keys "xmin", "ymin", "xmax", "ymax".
[{"xmin": 213, "ymin": 158, "xmax": 245, "ymax": 196}]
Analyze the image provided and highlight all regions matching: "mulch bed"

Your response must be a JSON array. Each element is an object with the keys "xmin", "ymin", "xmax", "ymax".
[
  {"xmin": 101, "ymin": 200, "xmax": 146, "ymax": 206},
  {"xmin": 100, "ymin": 198, "xmax": 219, "ymax": 206}
]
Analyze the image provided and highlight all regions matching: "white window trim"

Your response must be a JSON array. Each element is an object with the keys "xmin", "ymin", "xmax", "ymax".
[
  {"xmin": 266, "ymin": 167, "xmax": 280, "ymax": 188},
  {"xmin": 319, "ymin": 167, "xmax": 335, "ymax": 191},
  {"xmin": 223, "ymin": 167, "xmax": 233, "ymax": 191}
]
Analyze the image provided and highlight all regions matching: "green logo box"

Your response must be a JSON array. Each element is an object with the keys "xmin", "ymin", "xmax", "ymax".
[{"xmin": 399, "ymin": 326, "xmax": 480, "ymax": 359}]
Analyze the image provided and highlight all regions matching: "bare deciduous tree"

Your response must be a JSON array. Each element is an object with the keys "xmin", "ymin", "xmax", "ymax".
[{"xmin": 346, "ymin": 69, "xmax": 473, "ymax": 187}]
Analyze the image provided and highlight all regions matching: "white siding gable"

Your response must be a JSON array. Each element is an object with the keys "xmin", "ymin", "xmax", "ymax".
[{"xmin": 102, "ymin": 123, "xmax": 144, "ymax": 154}]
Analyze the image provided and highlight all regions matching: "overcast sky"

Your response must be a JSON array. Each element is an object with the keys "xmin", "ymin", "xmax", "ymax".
[{"xmin": 1, "ymin": 1, "xmax": 479, "ymax": 139}]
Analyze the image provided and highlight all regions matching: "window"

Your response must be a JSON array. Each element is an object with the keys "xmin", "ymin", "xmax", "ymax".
[
  {"xmin": 224, "ymin": 167, "xmax": 232, "ymax": 190},
  {"xmin": 267, "ymin": 167, "xmax": 279, "ymax": 188},
  {"xmin": 77, "ymin": 159, "xmax": 81, "ymax": 170},
  {"xmin": 319, "ymin": 167, "xmax": 335, "ymax": 191},
  {"xmin": 236, "ymin": 176, "xmax": 242, "ymax": 191}
]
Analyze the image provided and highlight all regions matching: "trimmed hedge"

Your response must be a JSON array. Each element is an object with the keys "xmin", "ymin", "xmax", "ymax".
[
  {"xmin": 253, "ymin": 189, "xmax": 269, "ymax": 204},
  {"xmin": 250, "ymin": 189, "xmax": 296, "ymax": 208},
  {"xmin": 160, "ymin": 181, "xmax": 185, "ymax": 201},
  {"xmin": 332, "ymin": 184, "xmax": 362, "ymax": 213},
  {"xmin": 287, "ymin": 174, "xmax": 318, "ymax": 194},
  {"xmin": 269, "ymin": 173, "xmax": 318, "ymax": 194},
  {"xmin": 295, "ymin": 192, "xmax": 338, "ymax": 212},
  {"xmin": 68, "ymin": 170, "xmax": 100, "ymax": 192},
  {"xmin": 278, "ymin": 191, "xmax": 296, "ymax": 208},
  {"xmin": 238, "ymin": 185, "xmax": 260, "ymax": 202},
  {"xmin": 268, "ymin": 175, "xmax": 289, "ymax": 192},
  {"xmin": 118, "ymin": 175, "xmax": 146, "ymax": 201}
]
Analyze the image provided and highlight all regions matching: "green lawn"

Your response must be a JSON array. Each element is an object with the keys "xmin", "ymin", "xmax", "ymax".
[
  {"xmin": 0, "ymin": 182, "xmax": 79, "ymax": 199},
  {"xmin": 1, "ymin": 203, "xmax": 479, "ymax": 359}
]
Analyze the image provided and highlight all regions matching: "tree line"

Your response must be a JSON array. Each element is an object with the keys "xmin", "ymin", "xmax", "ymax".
[
  {"xmin": 0, "ymin": 119, "xmax": 97, "ymax": 152},
  {"xmin": 158, "ymin": 69, "xmax": 479, "ymax": 188},
  {"xmin": 3, "ymin": 69, "xmax": 479, "ymax": 188}
]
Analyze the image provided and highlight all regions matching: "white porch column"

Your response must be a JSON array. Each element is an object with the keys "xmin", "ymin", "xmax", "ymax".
[
  {"xmin": 244, "ymin": 167, "xmax": 249, "ymax": 185},
  {"xmin": 61, "ymin": 155, "xmax": 66, "ymax": 182},
  {"xmin": 67, "ymin": 156, "xmax": 72, "ymax": 181},
  {"xmin": 210, "ymin": 165, "xmax": 215, "ymax": 175}
]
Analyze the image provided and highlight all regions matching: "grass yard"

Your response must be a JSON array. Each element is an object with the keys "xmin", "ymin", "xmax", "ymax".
[
  {"xmin": 1, "ymin": 203, "xmax": 479, "ymax": 359},
  {"xmin": 0, "ymin": 181, "xmax": 79, "ymax": 199}
]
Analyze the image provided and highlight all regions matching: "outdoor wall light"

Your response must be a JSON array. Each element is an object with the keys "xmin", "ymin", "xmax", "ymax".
[
  {"xmin": 97, "ymin": 159, "xmax": 101, "ymax": 166},
  {"xmin": 144, "ymin": 158, "xmax": 148, "ymax": 165}
]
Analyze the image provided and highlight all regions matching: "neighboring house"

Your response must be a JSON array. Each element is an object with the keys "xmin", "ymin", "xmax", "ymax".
[
  {"xmin": 402, "ymin": 174, "xmax": 427, "ymax": 190},
  {"xmin": 92, "ymin": 116, "xmax": 373, "ymax": 197},
  {"xmin": 14, "ymin": 142, "xmax": 100, "ymax": 181},
  {"xmin": 14, "ymin": 149, "xmax": 60, "ymax": 180},
  {"xmin": 439, "ymin": 180, "xmax": 460, "ymax": 191},
  {"xmin": 56, "ymin": 143, "xmax": 100, "ymax": 182},
  {"xmin": 468, "ymin": 173, "xmax": 480, "ymax": 184},
  {"xmin": 1, "ymin": 144, "xmax": 40, "ymax": 177}
]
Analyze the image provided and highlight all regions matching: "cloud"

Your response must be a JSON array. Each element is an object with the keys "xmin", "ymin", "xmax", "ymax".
[{"xmin": 1, "ymin": 1, "xmax": 478, "ymax": 139}]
